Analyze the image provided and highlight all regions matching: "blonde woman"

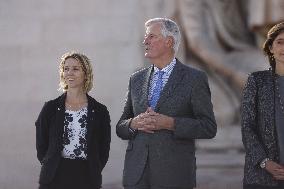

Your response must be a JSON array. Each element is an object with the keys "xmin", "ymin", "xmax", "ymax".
[{"xmin": 36, "ymin": 52, "xmax": 111, "ymax": 189}]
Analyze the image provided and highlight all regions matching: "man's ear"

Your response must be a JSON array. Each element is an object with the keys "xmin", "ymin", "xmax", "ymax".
[{"xmin": 166, "ymin": 36, "xmax": 174, "ymax": 48}]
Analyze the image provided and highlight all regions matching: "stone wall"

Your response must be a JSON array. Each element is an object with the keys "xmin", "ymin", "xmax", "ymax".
[
  {"xmin": 0, "ymin": 0, "xmax": 146, "ymax": 188},
  {"xmin": 0, "ymin": 0, "xmax": 274, "ymax": 188}
]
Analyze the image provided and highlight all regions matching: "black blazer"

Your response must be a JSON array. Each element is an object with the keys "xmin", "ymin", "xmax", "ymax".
[
  {"xmin": 36, "ymin": 93, "xmax": 111, "ymax": 188},
  {"xmin": 241, "ymin": 70, "xmax": 279, "ymax": 186}
]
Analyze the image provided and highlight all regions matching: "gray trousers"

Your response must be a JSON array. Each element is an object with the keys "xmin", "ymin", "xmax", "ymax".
[{"xmin": 124, "ymin": 160, "xmax": 193, "ymax": 189}]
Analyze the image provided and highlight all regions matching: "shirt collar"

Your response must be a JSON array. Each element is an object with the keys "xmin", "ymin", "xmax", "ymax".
[{"xmin": 153, "ymin": 58, "xmax": 176, "ymax": 75}]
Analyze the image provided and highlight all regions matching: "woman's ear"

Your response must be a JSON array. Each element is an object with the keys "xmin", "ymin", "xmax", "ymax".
[{"xmin": 269, "ymin": 45, "xmax": 274, "ymax": 54}]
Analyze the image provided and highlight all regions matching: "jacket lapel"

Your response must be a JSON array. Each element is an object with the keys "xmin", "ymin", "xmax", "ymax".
[
  {"xmin": 55, "ymin": 93, "xmax": 66, "ymax": 151},
  {"xmin": 155, "ymin": 60, "xmax": 185, "ymax": 111},
  {"xmin": 86, "ymin": 95, "xmax": 99, "ymax": 146},
  {"xmin": 262, "ymin": 72, "xmax": 277, "ymax": 147},
  {"xmin": 135, "ymin": 65, "xmax": 153, "ymax": 110}
]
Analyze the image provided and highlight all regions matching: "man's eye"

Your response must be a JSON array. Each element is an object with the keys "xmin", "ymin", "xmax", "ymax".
[{"xmin": 145, "ymin": 34, "xmax": 154, "ymax": 39}]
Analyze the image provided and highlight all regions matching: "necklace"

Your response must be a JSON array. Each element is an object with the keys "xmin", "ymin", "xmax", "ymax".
[
  {"xmin": 275, "ymin": 76, "xmax": 284, "ymax": 114},
  {"xmin": 65, "ymin": 101, "xmax": 87, "ymax": 110}
]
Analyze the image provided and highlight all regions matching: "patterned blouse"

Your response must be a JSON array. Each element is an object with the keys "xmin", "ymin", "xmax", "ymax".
[{"xmin": 62, "ymin": 107, "xmax": 88, "ymax": 160}]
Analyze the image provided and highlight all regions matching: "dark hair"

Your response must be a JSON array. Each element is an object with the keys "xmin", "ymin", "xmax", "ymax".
[{"xmin": 263, "ymin": 22, "xmax": 284, "ymax": 73}]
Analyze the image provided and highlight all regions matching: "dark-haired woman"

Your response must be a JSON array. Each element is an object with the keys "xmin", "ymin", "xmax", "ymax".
[{"xmin": 242, "ymin": 22, "xmax": 284, "ymax": 189}]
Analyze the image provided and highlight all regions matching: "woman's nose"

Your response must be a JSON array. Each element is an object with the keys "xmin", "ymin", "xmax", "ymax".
[{"xmin": 66, "ymin": 70, "xmax": 73, "ymax": 75}]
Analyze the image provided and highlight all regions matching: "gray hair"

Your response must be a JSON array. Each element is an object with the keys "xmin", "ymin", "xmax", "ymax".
[{"xmin": 145, "ymin": 18, "xmax": 181, "ymax": 54}]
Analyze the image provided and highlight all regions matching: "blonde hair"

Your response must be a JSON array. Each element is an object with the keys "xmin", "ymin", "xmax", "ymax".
[{"xmin": 59, "ymin": 51, "xmax": 94, "ymax": 93}]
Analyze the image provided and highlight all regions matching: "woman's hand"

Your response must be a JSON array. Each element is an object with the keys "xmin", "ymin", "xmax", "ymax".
[{"xmin": 265, "ymin": 160, "xmax": 284, "ymax": 180}]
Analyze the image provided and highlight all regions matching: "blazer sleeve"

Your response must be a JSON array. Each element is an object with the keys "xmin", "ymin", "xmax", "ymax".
[
  {"xmin": 99, "ymin": 107, "xmax": 111, "ymax": 169},
  {"xmin": 35, "ymin": 102, "xmax": 50, "ymax": 163},
  {"xmin": 173, "ymin": 72, "xmax": 217, "ymax": 139},
  {"xmin": 241, "ymin": 74, "xmax": 267, "ymax": 166},
  {"xmin": 116, "ymin": 77, "xmax": 136, "ymax": 140}
]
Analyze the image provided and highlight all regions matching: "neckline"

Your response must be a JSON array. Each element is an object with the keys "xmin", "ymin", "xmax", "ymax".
[{"xmin": 65, "ymin": 106, "xmax": 87, "ymax": 113}]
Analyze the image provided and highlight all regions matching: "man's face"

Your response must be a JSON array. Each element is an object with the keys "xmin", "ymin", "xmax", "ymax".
[{"xmin": 143, "ymin": 23, "xmax": 169, "ymax": 60}]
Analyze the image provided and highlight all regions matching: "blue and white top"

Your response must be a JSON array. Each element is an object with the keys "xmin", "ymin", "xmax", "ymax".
[
  {"xmin": 148, "ymin": 58, "xmax": 176, "ymax": 102},
  {"xmin": 62, "ymin": 107, "xmax": 88, "ymax": 160}
]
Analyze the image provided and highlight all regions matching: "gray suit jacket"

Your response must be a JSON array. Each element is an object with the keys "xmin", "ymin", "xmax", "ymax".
[{"xmin": 116, "ymin": 60, "xmax": 217, "ymax": 188}]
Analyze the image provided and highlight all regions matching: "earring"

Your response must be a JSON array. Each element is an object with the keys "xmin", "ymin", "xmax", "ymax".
[{"xmin": 270, "ymin": 54, "xmax": 275, "ymax": 60}]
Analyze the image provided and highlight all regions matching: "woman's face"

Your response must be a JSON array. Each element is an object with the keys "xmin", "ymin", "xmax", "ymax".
[
  {"xmin": 63, "ymin": 58, "xmax": 85, "ymax": 91},
  {"xmin": 270, "ymin": 32, "xmax": 284, "ymax": 65}
]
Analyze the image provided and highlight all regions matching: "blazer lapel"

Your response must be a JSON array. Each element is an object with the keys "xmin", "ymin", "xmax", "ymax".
[
  {"xmin": 135, "ymin": 65, "xmax": 153, "ymax": 110},
  {"xmin": 155, "ymin": 61, "xmax": 185, "ymax": 111},
  {"xmin": 263, "ymin": 73, "xmax": 276, "ymax": 145},
  {"xmin": 86, "ymin": 95, "xmax": 98, "ymax": 145},
  {"xmin": 55, "ymin": 93, "xmax": 66, "ymax": 150}
]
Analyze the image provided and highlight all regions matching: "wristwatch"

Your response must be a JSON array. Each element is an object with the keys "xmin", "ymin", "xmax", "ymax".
[{"xmin": 260, "ymin": 158, "xmax": 271, "ymax": 169}]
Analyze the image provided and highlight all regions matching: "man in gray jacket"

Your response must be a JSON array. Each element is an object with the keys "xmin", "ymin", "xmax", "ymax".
[{"xmin": 116, "ymin": 17, "xmax": 217, "ymax": 189}]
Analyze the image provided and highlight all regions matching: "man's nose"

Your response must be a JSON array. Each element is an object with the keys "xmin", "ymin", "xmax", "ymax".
[{"xmin": 143, "ymin": 37, "xmax": 149, "ymax": 45}]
